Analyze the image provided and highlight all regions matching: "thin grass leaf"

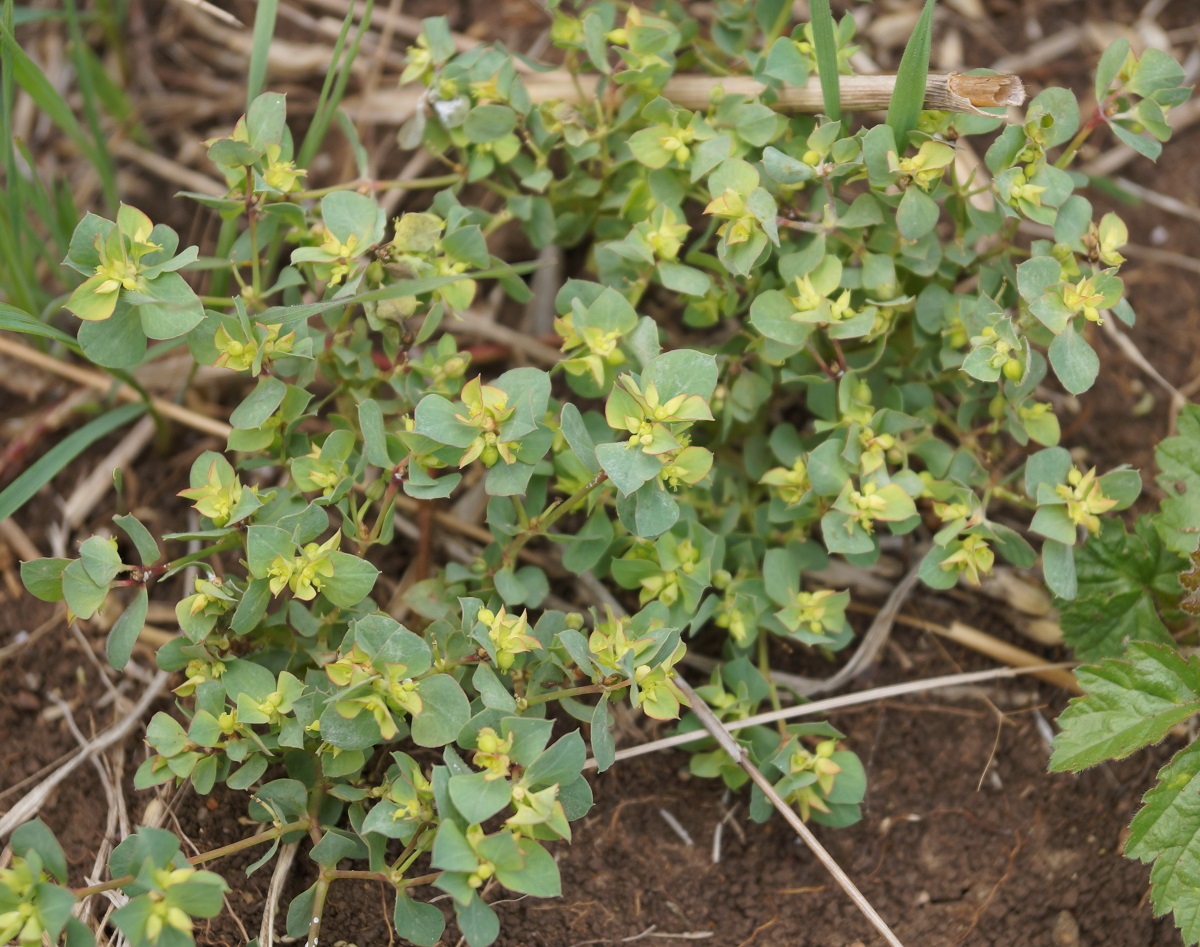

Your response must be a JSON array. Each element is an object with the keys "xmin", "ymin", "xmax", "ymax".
[
  {"xmin": 808, "ymin": 0, "xmax": 841, "ymax": 122},
  {"xmin": 886, "ymin": 0, "xmax": 938, "ymax": 152},
  {"xmin": 247, "ymin": 0, "xmax": 279, "ymax": 107},
  {"xmin": 0, "ymin": 1, "xmax": 39, "ymax": 312},
  {"xmin": 297, "ymin": 0, "xmax": 373, "ymax": 168},
  {"xmin": 15, "ymin": 139, "xmax": 75, "ymax": 266},
  {"xmin": 64, "ymin": 0, "xmax": 118, "ymax": 209},
  {"xmin": 0, "ymin": 302, "xmax": 81, "ymax": 348},
  {"xmin": 0, "ymin": 402, "xmax": 145, "ymax": 522},
  {"xmin": 0, "ymin": 21, "xmax": 103, "ymax": 176}
]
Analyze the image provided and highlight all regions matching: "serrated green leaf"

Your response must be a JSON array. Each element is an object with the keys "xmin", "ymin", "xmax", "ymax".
[
  {"xmin": 1156, "ymin": 405, "xmax": 1200, "ymax": 555},
  {"xmin": 1124, "ymin": 740, "xmax": 1200, "ymax": 942},
  {"xmin": 1059, "ymin": 519, "xmax": 1185, "ymax": 661},
  {"xmin": 1051, "ymin": 643, "xmax": 1200, "ymax": 772}
]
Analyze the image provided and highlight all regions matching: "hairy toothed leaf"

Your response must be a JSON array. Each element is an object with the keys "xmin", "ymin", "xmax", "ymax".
[
  {"xmin": 808, "ymin": 0, "xmax": 841, "ymax": 121},
  {"xmin": 886, "ymin": 0, "xmax": 938, "ymax": 150},
  {"xmin": 1058, "ymin": 519, "xmax": 1185, "ymax": 661},
  {"xmin": 1050, "ymin": 643, "xmax": 1200, "ymax": 773},
  {"xmin": 1124, "ymin": 739, "xmax": 1200, "ymax": 943},
  {"xmin": 1157, "ymin": 405, "xmax": 1200, "ymax": 555}
]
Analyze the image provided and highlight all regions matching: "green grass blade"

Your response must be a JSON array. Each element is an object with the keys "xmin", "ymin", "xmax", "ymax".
[
  {"xmin": 0, "ymin": 20, "xmax": 102, "ymax": 175},
  {"xmin": 247, "ymin": 0, "xmax": 279, "ymax": 106},
  {"xmin": 297, "ymin": 0, "xmax": 373, "ymax": 168},
  {"xmin": 64, "ymin": 0, "xmax": 118, "ymax": 209},
  {"xmin": 808, "ymin": 0, "xmax": 841, "ymax": 122},
  {"xmin": 0, "ymin": 303, "xmax": 81, "ymax": 348},
  {"xmin": 886, "ymin": 0, "xmax": 938, "ymax": 151},
  {"xmin": 0, "ymin": 402, "xmax": 145, "ymax": 522},
  {"xmin": 0, "ymin": 1, "xmax": 38, "ymax": 312}
]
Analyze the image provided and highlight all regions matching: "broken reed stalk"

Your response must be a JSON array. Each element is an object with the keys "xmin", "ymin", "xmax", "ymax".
[{"xmin": 523, "ymin": 72, "xmax": 1026, "ymax": 115}]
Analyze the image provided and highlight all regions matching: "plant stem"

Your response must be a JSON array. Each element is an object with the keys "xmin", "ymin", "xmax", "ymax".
[
  {"xmin": 525, "ymin": 681, "xmax": 622, "ymax": 707},
  {"xmin": 71, "ymin": 819, "xmax": 309, "ymax": 898},
  {"xmin": 758, "ymin": 633, "xmax": 787, "ymax": 736},
  {"xmin": 299, "ymin": 174, "xmax": 464, "ymax": 200},
  {"xmin": 501, "ymin": 471, "xmax": 608, "ymax": 567},
  {"xmin": 306, "ymin": 873, "xmax": 332, "ymax": 947}
]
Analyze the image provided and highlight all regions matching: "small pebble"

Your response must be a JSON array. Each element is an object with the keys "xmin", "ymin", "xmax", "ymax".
[{"xmin": 1051, "ymin": 909, "xmax": 1081, "ymax": 946}]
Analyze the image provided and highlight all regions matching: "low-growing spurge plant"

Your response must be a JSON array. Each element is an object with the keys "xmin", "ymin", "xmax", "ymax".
[{"xmin": 4, "ymin": 2, "xmax": 1195, "ymax": 944}]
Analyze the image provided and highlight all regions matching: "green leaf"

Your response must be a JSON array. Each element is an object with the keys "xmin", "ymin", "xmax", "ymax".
[
  {"xmin": 657, "ymin": 261, "xmax": 711, "ymax": 297},
  {"xmin": 230, "ymin": 375, "xmax": 287, "ymax": 429},
  {"xmin": 114, "ymin": 514, "xmax": 161, "ymax": 565},
  {"xmin": 310, "ymin": 829, "xmax": 367, "ymax": 868},
  {"xmin": 79, "ymin": 535, "xmax": 122, "ymax": 585},
  {"xmin": 596, "ymin": 442, "xmax": 663, "ymax": 496},
  {"xmin": 807, "ymin": 0, "xmax": 841, "ymax": 121},
  {"xmin": 0, "ymin": 402, "xmax": 145, "ymax": 523},
  {"xmin": 133, "ymin": 271, "xmax": 205, "ymax": 340},
  {"xmin": 455, "ymin": 893, "xmax": 500, "ymax": 947},
  {"xmin": 358, "ymin": 398, "xmax": 392, "ymax": 467},
  {"xmin": 322, "ymin": 551, "xmax": 380, "ymax": 608},
  {"xmin": 61, "ymin": 559, "xmax": 110, "ymax": 620},
  {"xmin": 560, "ymin": 403, "xmax": 600, "ymax": 474},
  {"xmin": 615, "ymin": 481, "xmax": 680, "ymax": 538},
  {"xmin": 1156, "ymin": 405, "xmax": 1200, "ymax": 555},
  {"xmin": 411, "ymin": 674, "xmax": 470, "ymax": 747},
  {"xmin": 1125, "ymin": 740, "xmax": 1200, "ymax": 942},
  {"xmin": 21, "ymin": 558, "xmax": 70, "ymax": 602},
  {"xmin": 394, "ymin": 891, "xmax": 446, "ymax": 947},
  {"xmin": 1050, "ymin": 642, "xmax": 1200, "ymax": 772},
  {"xmin": 1058, "ymin": 519, "xmax": 1184, "ymax": 661},
  {"xmin": 464, "ymin": 104, "xmax": 518, "ymax": 143},
  {"xmin": 589, "ymin": 695, "xmax": 615, "ymax": 772},
  {"xmin": 494, "ymin": 837, "xmax": 562, "ymax": 898},
  {"xmin": 749, "ymin": 289, "xmax": 814, "ymax": 347},
  {"xmin": 107, "ymin": 587, "xmax": 148, "ymax": 670},
  {"xmin": 449, "ymin": 772, "xmax": 512, "ymax": 824},
  {"xmin": 524, "ymin": 732, "xmax": 586, "ymax": 790},
  {"xmin": 12, "ymin": 819, "xmax": 69, "ymax": 883},
  {"xmin": 886, "ymin": 0, "xmax": 937, "ymax": 150},
  {"xmin": 896, "ymin": 186, "xmax": 939, "ymax": 240},
  {"xmin": 1048, "ymin": 325, "xmax": 1100, "ymax": 394},
  {"xmin": 1095, "ymin": 39, "xmax": 1130, "ymax": 99},
  {"xmin": 0, "ymin": 302, "xmax": 79, "ymax": 347},
  {"xmin": 1042, "ymin": 538, "xmax": 1077, "ymax": 599},
  {"xmin": 246, "ymin": 525, "xmax": 293, "ymax": 578}
]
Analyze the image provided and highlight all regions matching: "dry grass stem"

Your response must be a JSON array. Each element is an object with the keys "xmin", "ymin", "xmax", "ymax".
[
  {"xmin": 590, "ymin": 663, "xmax": 1075, "ymax": 769},
  {"xmin": 260, "ymin": 841, "xmax": 300, "ymax": 947},
  {"xmin": 0, "ymin": 337, "xmax": 233, "ymax": 439},
  {"xmin": 670, "ymin": 674, "xmax": 906, "ymax": 947},
  {"xmin": 787, "ymin": 562, "xmax": 923, "ymax": 697},
  {"xmin": 353, "ymin": 71, "xmax": 1025, "ymax": 125}
]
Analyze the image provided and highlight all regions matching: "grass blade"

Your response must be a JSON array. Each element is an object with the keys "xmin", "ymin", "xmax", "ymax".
[
  {"xmin": 0, "ymin": 303, "xmax": 81, "ymax": 348},
  {"xmin": 0, "ymin": 0, "xmax": 38, "ymax": 313},
  {"xmin": 808, "ymin": 0, "xmax": 841, "ymax": 121},
  {"xmin": 64, "ymin": 0, "xmax": 118, "ymax": 209},
  {"xmin": 886, "ymin": 0, "xmax": 938, "ymax": 151},
  {"xmin": 0, "ymin": 402, "xmax": 145, "ymax": 522},
  {"xmin": 247, "ymin": 0, "xmax": 279, "ymax": 106},
  {"xmin": 297, "ymin": 0, "xmax": 373, "ymax": 168}
]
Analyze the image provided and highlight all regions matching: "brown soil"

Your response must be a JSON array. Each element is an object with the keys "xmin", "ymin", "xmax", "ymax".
[{"xmin": 3, "ymin": 1, "xmax": 1199, "ymax": 946}]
